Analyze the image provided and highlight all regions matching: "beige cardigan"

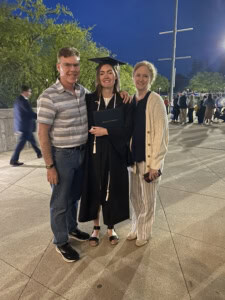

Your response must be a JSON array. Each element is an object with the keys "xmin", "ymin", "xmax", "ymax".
[{"xmin": 130, "ymin": 91, "xmax": 169, "ymax": 174}]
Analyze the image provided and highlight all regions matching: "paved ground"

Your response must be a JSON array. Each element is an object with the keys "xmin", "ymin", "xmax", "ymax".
[{"xmin": 1, "ymin": 121, "xmax": 225, "ymax": 300}]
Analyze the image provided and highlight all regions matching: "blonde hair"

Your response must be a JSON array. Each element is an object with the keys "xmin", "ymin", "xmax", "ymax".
[{"xmin": 133, "ymin": 61, "xmax": 157, "ymax": 86}]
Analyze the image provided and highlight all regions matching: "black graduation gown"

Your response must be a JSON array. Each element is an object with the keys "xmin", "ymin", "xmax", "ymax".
[{"xmin": 79, "ymin": 92, "xmax": 133, "ymax": 226}]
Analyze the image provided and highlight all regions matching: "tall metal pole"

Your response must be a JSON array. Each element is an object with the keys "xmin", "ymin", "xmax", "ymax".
[{"xmin": 169, "ymin": 0, "xmax": 179, "ymax": 103}]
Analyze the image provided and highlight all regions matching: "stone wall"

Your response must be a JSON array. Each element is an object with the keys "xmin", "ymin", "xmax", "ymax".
[{"xmin": 0, "ymin": 109, "xmax": 38, "ymax": 152}]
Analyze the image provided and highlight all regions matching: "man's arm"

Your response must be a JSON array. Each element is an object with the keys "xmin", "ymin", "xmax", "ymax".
[{"xmin": 38, "ymin": 123, "xmax": 58, "ymax": 185}]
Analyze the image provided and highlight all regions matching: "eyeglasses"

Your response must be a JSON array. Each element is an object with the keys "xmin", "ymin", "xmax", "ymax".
[{"xmin": 61, "ymin": 63, "xmax": 80, "ymax": 68}]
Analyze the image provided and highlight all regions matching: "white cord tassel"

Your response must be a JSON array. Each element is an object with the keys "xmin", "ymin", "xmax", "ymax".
[
  {"xmin": 93, "ymin": 98, "xmax": 101, "ymax": 154},
  {"xmin": 93, "ymin": 136, "xmax": 96, "ymax": 154},
  {"xmin": 106, "ymin": 173, "xmax": 110, "ymax": 201}
]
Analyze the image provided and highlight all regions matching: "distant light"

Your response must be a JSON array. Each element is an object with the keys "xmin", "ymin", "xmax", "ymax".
[{"xmin": 221, "ymin": 39, "xmax": 225, "ymax": 49}]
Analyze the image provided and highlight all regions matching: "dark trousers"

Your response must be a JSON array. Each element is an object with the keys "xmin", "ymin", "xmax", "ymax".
[
  {"xmin": 219, "ymin": 115, "xmax": 225, "ymax": 122},
  {"xmin": 188, "ymin": 108, "xmax": 194, "ymax": 123},
  {"xmin": 173, "ymin": 108, "xmax": 180, "ymax": 121},
  {"xmin": 166, "ymin": 106, "xmax": 169, "ymax": 114},
  {"xmin": 10, "ymin": 131, "xmax": 41, "ymax": 163}
]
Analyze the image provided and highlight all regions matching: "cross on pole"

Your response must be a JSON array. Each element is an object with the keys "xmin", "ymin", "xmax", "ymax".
[{"xmin": 158, "ymin": 0, "xmax": 193, "ymax": 103}]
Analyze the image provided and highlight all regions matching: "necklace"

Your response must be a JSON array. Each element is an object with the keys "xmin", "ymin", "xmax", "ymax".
[{"xmin": 97, "ymin": 94, "xmax": 116, "ymax": 111}]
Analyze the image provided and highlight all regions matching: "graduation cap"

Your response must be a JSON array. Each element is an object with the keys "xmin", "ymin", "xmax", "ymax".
[{"xmin": 89, "ymin": 56, "xmax": 126, "ymax": 67}]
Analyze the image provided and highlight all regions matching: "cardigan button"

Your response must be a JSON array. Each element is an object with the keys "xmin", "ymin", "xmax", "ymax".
[
  {"xmin": 147, "ymin": 131, "xmax": 150, "ymax": 134},
  {"xmin": 148, "ymin": 144, "xmax": 150, "ymax": 146},
  {"xmin": 148, "ymin": 155, "xmax": 150, "ymax": 158}
]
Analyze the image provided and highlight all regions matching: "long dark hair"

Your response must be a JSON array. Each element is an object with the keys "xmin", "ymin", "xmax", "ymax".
[{"xmin": 95, "ymin": 64, "xmax": 120, "ymax": 97}]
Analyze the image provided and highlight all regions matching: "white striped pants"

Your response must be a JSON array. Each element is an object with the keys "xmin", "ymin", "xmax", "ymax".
[{"xmin": 130, "ymin": 162, "xmax": 159, "ymax": 241}]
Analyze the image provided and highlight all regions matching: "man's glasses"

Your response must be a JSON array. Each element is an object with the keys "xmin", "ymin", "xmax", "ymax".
[{"xmin": 61, "ymin": 63, "xmax": 80, "ymax": 68}]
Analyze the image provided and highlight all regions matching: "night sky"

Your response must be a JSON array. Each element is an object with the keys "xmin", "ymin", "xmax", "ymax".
[{"xmin": 44, "ymin": 0, "xmax": 225, "ymax": 78}]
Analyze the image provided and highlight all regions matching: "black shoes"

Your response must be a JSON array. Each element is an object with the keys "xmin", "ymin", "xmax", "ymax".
[
  {"xmin": 9, "ymin": 153, "xmax": 41, "ymax": 166},
  {"xmin": 69, "ymin": 228, "xmax": 90, "ymax": 242},
  {"xmin": 10, "ymin": 161, "xmax": 24, "ymax": 167},
  {"xmin": 56, "ymin": 243, "xmax": 80, "ymax": 262},
  {"xmin": 89, "ymin": 226, "xmax": 101, "ymax": 247},
  {"xmin": 56, "ymin": 229, "xmax": 90, "ymax": 262}
]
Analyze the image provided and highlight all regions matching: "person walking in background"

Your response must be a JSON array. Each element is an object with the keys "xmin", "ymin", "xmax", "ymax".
[
  {"xmin": 164, "ymin": 96, "xmax": 169, "ymax": 114},
  {"xmin": 196, "ymin": 98, "xmax": 206, "ymax": 125},
  {"xmin": 172, "ymin": 93, "xmax": 180, "ymax": 123},
  {"xmin": 187, "ymin": 92, "xmax": 195, "ymax": 123},
  {"xmin": 127, "ymin": 61, "xmax": 168, "ymax": 247},
  {"xmin": 178, "ymin": 91, "xmax": 188, "ymax": 125},
  {"xmin": 10, "ymin": 85, "xmax": 42, "ymax": 166},
  {"xmin": 204, "ymin": 93, "xmax": 215, "ymax": 125}
]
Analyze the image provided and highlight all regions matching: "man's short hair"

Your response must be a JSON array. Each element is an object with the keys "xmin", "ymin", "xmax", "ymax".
[
  {"xmin": 57, "ymin": 47, "xmax": 80, "ymax": 63},
  {"xmin": 21, "ymin": 85, "xmax": 30, "ymax": 92}
]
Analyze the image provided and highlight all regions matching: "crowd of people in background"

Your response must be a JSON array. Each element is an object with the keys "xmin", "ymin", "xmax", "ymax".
[{"xmin": 162, "ymin": 91, "xmax": 225, "ymax": 126}]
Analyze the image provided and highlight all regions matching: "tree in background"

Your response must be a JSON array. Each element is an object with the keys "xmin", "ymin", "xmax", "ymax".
[
  {"xmin": 120, "ymin": 64, "xmax": 136, "ymax": 95},
  {"xmin": 0, "ymin": 0, "xmax": 135, "ymax": 107},
  {"xmin": 151, "ymin": 74, "xmax": 170, "ymax": 94},
  {"xmin": 189, "ymin": 72, "xmax": 225, "ymax": 92}
]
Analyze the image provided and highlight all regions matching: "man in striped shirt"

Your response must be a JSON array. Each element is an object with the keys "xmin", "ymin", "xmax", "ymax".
[{"xmin": 37, "ymin": 47, "xmax": 90, "ymax": 262}]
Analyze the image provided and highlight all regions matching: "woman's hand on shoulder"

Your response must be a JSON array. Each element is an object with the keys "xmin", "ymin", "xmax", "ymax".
[{"xmin": 119, "ymin": 91, "xmax": 132, "ymax": 104}]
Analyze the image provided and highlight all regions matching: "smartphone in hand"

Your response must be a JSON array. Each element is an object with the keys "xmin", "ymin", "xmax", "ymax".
[{"xmin": 143, "ymin": 169, "xmax": 162, "ymax": 183}]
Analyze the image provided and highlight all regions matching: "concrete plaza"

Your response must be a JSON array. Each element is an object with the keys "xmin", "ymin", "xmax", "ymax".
[{"xmin": 1, "ymin": 122, "xmax": 225, "ymax": 300}]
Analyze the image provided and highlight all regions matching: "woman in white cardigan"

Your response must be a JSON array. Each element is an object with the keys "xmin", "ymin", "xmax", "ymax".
[{"xmin": 127, "ymin": 61, "xmax": 169, "ymax": 247}]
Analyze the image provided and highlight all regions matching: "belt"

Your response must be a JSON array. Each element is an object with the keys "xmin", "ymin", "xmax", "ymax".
[
  {"xmin": 70, "ymin": 144, "xmax": 86, "ymax": 151},
  {"xmin": 54, "ymin": 144, "xmax": 86, "ymax": 151}
]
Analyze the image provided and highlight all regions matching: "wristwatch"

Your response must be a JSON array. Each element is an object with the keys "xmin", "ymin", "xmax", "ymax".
[{"xmin": 46, "ymin": 163, "xmax": 54, "ymax": 169}]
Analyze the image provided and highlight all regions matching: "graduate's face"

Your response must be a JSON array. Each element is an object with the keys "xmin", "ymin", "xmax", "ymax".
[
  {"xmin": 133, "ymin": 66, "xmax": 151, "ymax": 92},
  {"xmin": 57, "ymin": 55, "xmax": 80, "ymax": 86},
  {"xmin": 99, "ymin": 64, "xmax": 117, "ymax": 89}
]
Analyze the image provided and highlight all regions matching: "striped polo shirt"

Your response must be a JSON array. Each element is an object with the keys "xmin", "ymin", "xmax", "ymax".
[{"xmin": 37, "ymin": 79, "xmax": 88, "ymax": 148}]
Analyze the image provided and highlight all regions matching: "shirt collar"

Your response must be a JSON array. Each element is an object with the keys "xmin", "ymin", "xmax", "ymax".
[{"xmin": 55, "ymin": 79, "xmax": 80, "ymax": 94}]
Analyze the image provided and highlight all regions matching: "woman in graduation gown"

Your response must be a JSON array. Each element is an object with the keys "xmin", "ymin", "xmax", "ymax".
[{"xmin": 79, "ymin": 57, "xmax": 133, "ymax": 246}]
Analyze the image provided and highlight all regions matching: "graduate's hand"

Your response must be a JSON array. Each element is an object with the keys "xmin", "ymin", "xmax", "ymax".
[
  {"xmin": 120, "ymin": 90, "xmax": 132, "ymax": 103},
  {"xmin": 89, "ymin": 126, "xmax": 108, "ymax": 136}
]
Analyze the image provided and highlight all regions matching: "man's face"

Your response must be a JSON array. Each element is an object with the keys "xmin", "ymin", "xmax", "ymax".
[
  {"xmin": 24, "ymin": 89, "xmax": 32, "ymax": 98},
  {"xmin": 57, "ymin": 55, "xmax": 80, "ymax": 86}
]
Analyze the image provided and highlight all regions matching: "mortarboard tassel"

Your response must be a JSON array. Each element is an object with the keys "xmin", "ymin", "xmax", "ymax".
[
  {"xmin": 93, "ymin": 136, "xmax": 96, "ymax": 154},
  {"xmin": 106, "ymin": 173, "xmax": 110, "ymax": 201}
]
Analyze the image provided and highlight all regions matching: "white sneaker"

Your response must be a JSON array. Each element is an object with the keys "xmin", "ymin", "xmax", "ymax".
[
  {"xmin": 136, "ymin": 239, "xmax": 148, "ymax": 247},
  {"xmin": 126, "ymin": 232, "xmax": 137, "ymax": 241}
]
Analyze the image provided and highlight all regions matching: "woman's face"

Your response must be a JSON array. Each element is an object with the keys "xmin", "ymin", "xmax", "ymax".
[
  {"xmin": 98, "ymin": 64, "xmax": 117, "ymax": 89},
  {"xmin": 133, "ymin": 65, "xmax": 151, "ymax": 92}
]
